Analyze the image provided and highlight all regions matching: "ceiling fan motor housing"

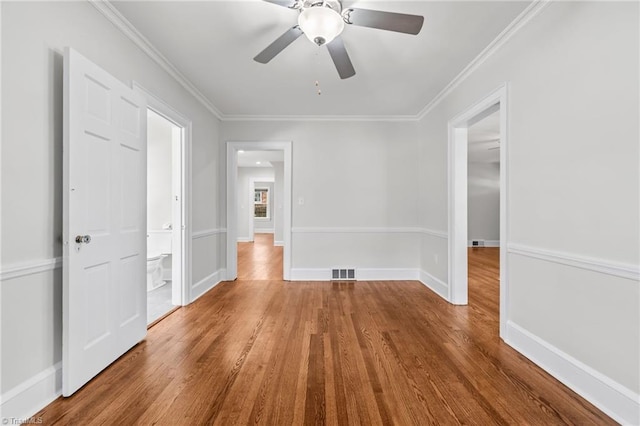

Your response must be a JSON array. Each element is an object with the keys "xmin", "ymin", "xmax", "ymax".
[{"xmin": 300, "ymin": 0, "xmax": 342, "ymax": 14}]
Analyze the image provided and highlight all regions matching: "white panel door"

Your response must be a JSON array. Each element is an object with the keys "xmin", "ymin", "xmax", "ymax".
[{"xmin": 63, "ymin": 47, "xmax": 147, "ymax": 396}]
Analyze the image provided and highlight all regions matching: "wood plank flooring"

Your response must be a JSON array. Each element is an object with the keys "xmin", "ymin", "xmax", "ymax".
[
  {"xmin": 237, "ymin": 234, "xmax": 283, "ymax": 280},
  {"xmin": 35, "ymin": 241, "xmax": 614, "ymax": 425}
]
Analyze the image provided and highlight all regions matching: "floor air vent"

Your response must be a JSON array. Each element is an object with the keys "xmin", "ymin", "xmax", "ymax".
[{"xmin": 331, "ymin": 268, "xmax": 356, "ymax": 281}]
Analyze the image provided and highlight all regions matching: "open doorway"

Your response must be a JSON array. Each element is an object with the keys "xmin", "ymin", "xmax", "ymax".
[
  {"xmin": 226, "ymin": 141, "xmax": 292, "ymax": 281},
  {"xmin": 145, "ymin": 109, "xmax": 182, "ymax": 324},
  {"xmin": 147, "ymin": 108, "xmax": 183, "ymax": 324},
  {"xmin": 467, "ymin": 108, "xmax": 501, "ymax": 317},
  {"xmin": 448, "ymin": 84, "xmax": 508, "ymax": 338},
  {"xmin": 236, "ymin": 151, "xmax": 283, "ymax": 279},
  {"xmin": 131, "ymin": 83, "xmax": 191, "ymax": 324}
]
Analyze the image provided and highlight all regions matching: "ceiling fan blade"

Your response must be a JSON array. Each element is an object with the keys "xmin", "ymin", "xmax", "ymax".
[
  {"xmin": 345, "ymin": 8, "xmax": 424, "ymax": 35},
  {"xmin": 326, "ymin": 37, "xmax": 356, "ymax": 79},
  {"xmin": 262, "ymin": 0, "xmax": 298, "ymax": 8},
  {"xmin": 254, "ymin": 26, "xmax": 304, "ymax": 64}
]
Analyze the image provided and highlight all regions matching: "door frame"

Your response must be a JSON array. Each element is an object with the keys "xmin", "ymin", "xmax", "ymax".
[
  {"xmin": 133, "ymin": 82, "xmax": 192, "ymax": 305},
  {"xmin": 226, "ymin": 141, "xmax": 292, "ymax": 280},
  {"xmin": 448, "ymin": 83, "xmax": 508, "ymax": 338}
]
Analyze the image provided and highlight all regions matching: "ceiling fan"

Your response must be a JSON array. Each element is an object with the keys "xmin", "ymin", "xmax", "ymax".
[{"xmin": 254, "ymin": 0, "xmax": 424, "ymax": 79}]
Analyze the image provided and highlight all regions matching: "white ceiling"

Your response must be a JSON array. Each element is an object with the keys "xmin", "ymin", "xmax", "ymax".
[
  {"xmin": 237, "ymin": 150, "xmax": 284, "ymax": 168},
  {"xmin": 111, "ymin": 0, "xmax": 531, "ymax": 118}
]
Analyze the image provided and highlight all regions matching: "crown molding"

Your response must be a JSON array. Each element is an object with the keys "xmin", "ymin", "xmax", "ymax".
[
  {"xmin": 89, "ymin": 0, "xmax": 223, "ymax": 120},
  {"xmin": 416, "ymin": 0, "xmax": 552, "ymax": 120},
  {"xmin": 90, "ymin": 0, "xmax": 550, "ymax": 123},
  {"xmin": 221, "ymin": 114, "xmax": 419, "ymax": 122}
]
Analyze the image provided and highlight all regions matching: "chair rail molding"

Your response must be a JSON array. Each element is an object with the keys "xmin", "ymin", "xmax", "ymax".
[
  {"xmin": 192, "ymin": 228, "xmax": 226, "ymax": 240},
  {"xmin": 0, "ymin": 258, "xmax": 62, "ymax": 281},
  {"xmin": 508, "ymin": 243, "xmax": 639, "ymax": 281}
]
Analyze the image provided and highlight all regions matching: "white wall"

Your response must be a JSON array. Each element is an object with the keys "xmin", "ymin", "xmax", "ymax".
[
  {"xmin": 0, "ymin": 1, "xmax": 222, "ymax": 418},
  {"xmin": 418, "ymin": 1, "xmax": 639, "ymax": 422},
  {"xmin": 236, "ymin": 167, "xmax": 275, "ymax": 241},
  {"xmin": 147, "ymin": 110, "xmax": 173, "ymax": 231},
  {"xmin": 467, "ymin": 158, "xmax": 500, "ymax": 242},
  {"xmin": 272, "ymin": 161, "xmax": 285, "ymax": 245},
  {"xmin": 221, "ymin": 120, "xmax": 421, "ymax": 277}
]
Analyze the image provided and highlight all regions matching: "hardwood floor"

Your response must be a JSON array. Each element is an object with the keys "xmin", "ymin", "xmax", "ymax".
[
  {"xmin": 36, "ymin": 243, "xmax": 614, "ymax": 425},
  {"xmin": 237, "ymin": 233, "xmax": 283, "ymax": 280}
]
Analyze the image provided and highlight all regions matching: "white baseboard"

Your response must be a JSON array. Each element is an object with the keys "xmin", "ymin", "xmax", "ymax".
[
  {"xmin": 0, "ymin": 363, "xmax": 62, "ymax": 421},
  {"xmin": 190, "ymin": 268, "xmax": 226, "ymax": 302},
  {"xmin": 289, "ymin": 268, "xmax": 420, "ymax": 281},
  {"xmin": 289, "ymin": 268, "xmax": 330, "ymax": 281},
  {"xmin": 273, "ymin": 240, "xmax": 284, "ymax": 247},
  {"xmin": 467, "ymin": 240, "xmax": 500, "ymax": 247},
  {"xmin": 419, "ymin": 269, "xmax": 449, "ymax": 299},
  {"xmin": 237, "ymin": 237, "xmax": 252, "ymax": 243},
  {"xmin": 356, "ymin": 268, "xmax": 419, "ymax": 281},
  {"xmin": 506, "ymin": 321, "xmax": 639, "ymax": 425},
  {"xmin": 255, "ymin": 229, "xmax": 274, "ymax": 234}
]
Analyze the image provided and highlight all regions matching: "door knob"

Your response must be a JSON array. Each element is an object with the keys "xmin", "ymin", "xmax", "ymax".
[{"xmin": 75, "ymin": 235, "xmax": 91, "ymax": 244}]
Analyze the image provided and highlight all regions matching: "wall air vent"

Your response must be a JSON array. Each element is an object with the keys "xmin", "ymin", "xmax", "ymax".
[
  {"xmin": 471, "ymin": 240, "xmax": 485, "ymax": 247},
  {"xmin": 331, "ymin": 268, "xmax": 356, "ymax": 281}
]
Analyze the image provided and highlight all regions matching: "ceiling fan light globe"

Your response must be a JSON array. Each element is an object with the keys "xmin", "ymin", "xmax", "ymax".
[{"xmin": 298, "ymin": 6, "xmax": 344, "ymax": 46}]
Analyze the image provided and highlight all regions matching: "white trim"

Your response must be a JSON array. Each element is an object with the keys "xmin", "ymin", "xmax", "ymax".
[
  {"xmin": 133, "ymin": 81, "xmax": 192, "ymax": 307},
  {"xmin": 255, "ymin": 228, "xmax": 274, "ymax": 234},
  {"xmin": 508, "ymin": 244, "xmax": 639, "ymax": 281},
  {"xmin": 417, "ymin": 0, "xmax": 551, "ymax": 119},
  {"xmin": 506, "ymin": 321, "xmax": 640, "ymax": 426},
  {"xmin": 147, "ymin": 229, "xmax": 171, "ymax": 234},
  {"xmin": 222, "ymin": 114, "xmax": 418, "ymax": 122},
  {"xmin": 292, "ymin": 227, "xmax": 422, "ymax": 234},
  {"xmin": 357, "ymin": 268, "xmax": 419, "ymax": 281},
  {"xmin": 468, "ymin": 240, "xmax": 500, "ymax": 247},
  {"xmin": 419, "ymin": 228, "xmax": 448, "ymax": 239},
  {"xmin": 289, "ymin": 268, "xmax": 420, "ymax": 281},
  {"xmin": 192, "ymin": 228, "xmax": 224, "ymax": 240},
  {"xmin": 227, "ymin": 141, "xmax": 292, "ymax": 281},
  {"xmin": 0, "ymin": 363, "xmax": 62, "ymax": 422},
  {"xmin": 274, "ymin": 241, "xmax": 284, "ymax": 247},
  {"xmin": 448, "ymin": 84, "xmax": 509, "ymax": 340},
  {"xmin": 0, "ymin": 258, "xmax": 62, "ymax": 281},
  {"xmin": 237, "ymin": 237, "xmax": 252, "ymax": 243},
  {"xmin": 290, "ymin": 269, "xmax": 329, "ymax": 281},
  {"xmin": 90, "ymin": 1, "xmax": 223, "ymax": 119},
  {"xmin": 190, "ymin": 269, "xmax": 226, "ymax": 302},
  {"xmin": 419, "ymin": 269, "xmax": 449, "ymax": 300}
]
